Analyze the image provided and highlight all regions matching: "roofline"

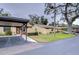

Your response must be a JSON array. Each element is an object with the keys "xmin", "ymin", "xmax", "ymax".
[
  {"xmin": 0, "ymin": 25, "xmax": 21, "ymax": 27},
  {"xmin": 0, "ymin": 16, "xmax": 29, "ymax": 23}
]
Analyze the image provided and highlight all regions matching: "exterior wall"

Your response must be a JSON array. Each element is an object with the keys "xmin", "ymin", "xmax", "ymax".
[
  {"xmin": 0, "ymin": 27, "xmax": 4, "ymax": 34},
  {"xmin": 34, "ymin": 25, "xmax": 51, "ymax": 34},
  {"xmin": 0, "ymin": 27, "xmax": 17, "ymax": 35},
  {"xmin": 27, "ymin": 27, "xmax": 36, "ymax": 33},
  {"xmin": 0, "ymin": 21, "xmax": 28, "ymax": 35},
  {"xmin": 0, "ymin": 21, "xmax": 23, "ymax": 35},
  {"xmin": 16, "ymin": 27, "xmax": 21, "ymax": 34},
  {"xmin": 11, "ymin": 27, "xmax": 17, "ymax": 35},
  {"xmin": 27, "ymin": 25, "xmax": 52, "ymax": 34},
  {"xmin": 0, "ymin": 27, "xmax": 27, "ymax": 35},
  {"xmin": 72, "ymin": 28, "xmax": 79, "ymax": 33}
]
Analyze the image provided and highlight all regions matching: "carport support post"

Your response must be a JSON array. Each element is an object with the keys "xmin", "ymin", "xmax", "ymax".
[
  {"xmin": 25, "ymin": 23, "xmax": 27, "ymax": 41},
  {"xmin": 21, "ymin": 23, "xmax": 27, "ymax": 41}
]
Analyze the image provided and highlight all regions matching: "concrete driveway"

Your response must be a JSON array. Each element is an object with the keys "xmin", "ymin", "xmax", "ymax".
[
  {"xmin": 0, "ymin": 42, "xmax": 45, "ymax": 55},
  {"xmin": 17, "ymin": 36, "xmax": 79, "ymax": 55},
  {"xmin": 0, "ymin": 35, "xmax": 45, "ymax": 55}
]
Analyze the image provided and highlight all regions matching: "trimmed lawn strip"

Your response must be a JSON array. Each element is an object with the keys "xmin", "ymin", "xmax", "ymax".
[{"xmin": 29, "ymin": 33, "xmax": 75, "ymax": 43}]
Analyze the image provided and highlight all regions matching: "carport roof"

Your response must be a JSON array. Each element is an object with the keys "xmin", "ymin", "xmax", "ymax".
[{"xmin": 0, "ymin": 16, "xmax": 29, "ymax": 23}]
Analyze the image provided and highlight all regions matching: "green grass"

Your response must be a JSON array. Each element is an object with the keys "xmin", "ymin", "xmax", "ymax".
[{"xmin": 29, "ymin": 33, "xmax": 75, "ymax": 42}]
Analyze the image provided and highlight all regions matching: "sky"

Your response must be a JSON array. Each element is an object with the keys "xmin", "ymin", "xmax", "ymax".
[
  {"xmin": 0, "ymin": 3, "xmax": 45, "ymax": 18},
  {"xmin": 0, "ymin": 3, "xmax": 79, "ymax": 25}
]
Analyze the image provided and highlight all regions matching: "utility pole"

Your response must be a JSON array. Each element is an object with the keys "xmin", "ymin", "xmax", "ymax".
[{"xmin": 53, "ymin": 3, "xmax": 56, "ymax": 37}]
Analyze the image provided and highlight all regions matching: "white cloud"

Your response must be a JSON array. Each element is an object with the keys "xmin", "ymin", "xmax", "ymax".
[{"xmin": 73, "ymin": 19, "xmax": 79, "ymax": 25}]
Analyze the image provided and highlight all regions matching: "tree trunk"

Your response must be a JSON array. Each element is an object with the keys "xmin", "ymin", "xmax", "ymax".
[
  {"xmin": 67, "ymin": 22, "xmax": 72, "ymax": 34},
  {"xmin": 53, "ymin": 3, "xmax": 56, "ymax": 37}
]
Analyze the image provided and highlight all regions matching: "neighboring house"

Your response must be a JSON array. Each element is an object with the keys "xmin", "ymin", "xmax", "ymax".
[
  {"xmin": 27, "ymin": 24, "xmax": 65, "ymax": 34},
  {"xmin": 27, "ymin": 23, "xmax": 79, "ymax": 34},
  {"xmin": 33, "ymin": 24, "xmax": 52, "ymax": 34},
  {"xmin": 72, "ymin": 25, "xmax": 79, "ymax": 33},
  {"xmin": 27, "ymin": 24, "xmax": 52, "ymax": 34}
]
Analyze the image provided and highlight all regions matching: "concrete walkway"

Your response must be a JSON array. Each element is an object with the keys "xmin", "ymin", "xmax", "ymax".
[
  {"xmin": 27, "ymin": 37, "xmax": 37, "ymax": 43},
  {"xmin": 17, "ymin": 36, "xmax": 79, "ymax": 55}
]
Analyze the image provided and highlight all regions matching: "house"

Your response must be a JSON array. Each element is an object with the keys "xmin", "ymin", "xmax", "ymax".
[
  {"xmin": 27, "ymin": 24, "xmax": 52, "ymax": 34},
  {"xmin": 27, "ymin": 23, "xmax": 79, "ymax": 35},
  {"xmin": 72, "ymin": 25, "xmax": 79, "ymax": 33},
  {"xmin": 0, "ymin": 22, "xmax": 22, "ymax": 35},
  {"xmin": 0, "ymin": 16, "xmax": 29, "ymax": 35},
  {"xmin": 27, "ymin": 24, "xmax": 66, "ymax": 34}
]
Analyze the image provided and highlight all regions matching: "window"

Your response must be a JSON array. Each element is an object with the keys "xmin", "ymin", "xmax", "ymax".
[{"xmin": 3, "ymin": 27, "xmax": 11, "ymax": 32}]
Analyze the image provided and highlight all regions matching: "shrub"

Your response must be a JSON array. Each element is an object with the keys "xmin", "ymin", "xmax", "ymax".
[
  {"xmin": 49, "ymin": 32, "xmax": 53, "ymax": 34},
  {"xmin": 62, "ymin": 28, "xmax": 67, "ymax": 31},
  {"xmin": 39, "ymin": 32, "xmax": 42, "ymax": 34},
  {"xmin": 28, "ymin": 32, "xmax": 38, "ymax": 36},
  {"xmin": 5, "ymin": 30, "xmax": 12, "ymax": 35}
]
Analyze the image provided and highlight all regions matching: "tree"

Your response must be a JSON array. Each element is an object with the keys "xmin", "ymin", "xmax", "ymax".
[
  {"xmin": 29, "ymin": 14, "xmax": 48, "ymax": 25},
  {"xmin": 0, "ymin": 8, "xmax": 12, "ymax": 34},
  {"xmin": 45, "ymin": 3, "xmax": 57, "ymax": 36},
  {"xmin": 43, "ymin": 18, "xmax": 48, "ymax": 25},
  {"xmin": 0, "ymin": 8, "xmax": 11, "ymax": 16},
  {"xmin": 29, "ymin": 14, "xmax": 40, "ymax": 25},
  {"xmin": 40, "ymin": 16, "xmax": 48, "ymax": 25},
  {"xmin": 0, "ymin": 8, "xmax": 3, "ymax": 14},
  {"xmin": 44, "ymin": 3, "xmax": 79, "ymax": 33},
  {"xmin": 49, "ymin": 21, "xmax": 59, "ymax": 26}
]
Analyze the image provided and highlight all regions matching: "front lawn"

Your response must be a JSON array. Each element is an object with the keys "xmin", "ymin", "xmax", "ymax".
[{"xmin": 29, "ymin": 33, "xmax": 75, "ymax": 42}]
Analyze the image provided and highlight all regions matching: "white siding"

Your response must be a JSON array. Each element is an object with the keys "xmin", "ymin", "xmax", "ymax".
[
  {"xmin": 11, "ymin": 27, "xmax": 16, "ymax": 35},
  {"xmin": 0, "ymin": 27, "xmax": 4, "ymax": 34}
]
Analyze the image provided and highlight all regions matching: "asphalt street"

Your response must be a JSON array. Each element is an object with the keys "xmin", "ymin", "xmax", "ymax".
[{"xmin": 17, "ymin": 36, "xmax": 79, "ymax": 55}]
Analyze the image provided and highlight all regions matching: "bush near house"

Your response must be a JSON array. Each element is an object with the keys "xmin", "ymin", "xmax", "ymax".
[
  {"xmin": 28, "ymin": 32, "xmax": 38, "ymax": 36},
  {"xmin": 5, "ymin": 30, "xmax": 12, "ymax": 35}
]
